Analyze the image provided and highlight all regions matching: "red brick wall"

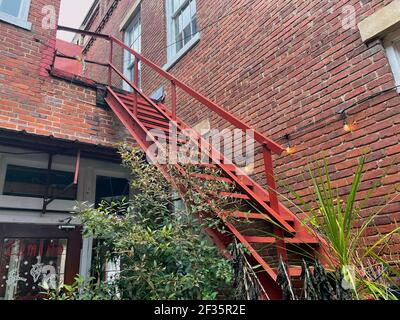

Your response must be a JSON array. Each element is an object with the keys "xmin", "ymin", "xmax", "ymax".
[
  {"xmin": 0, "ymin": 0, "xmax": 122, "ymax": 147},
  {"xmin": 84, "ymin": 0, "xmax": 400, "ymax": 250}
]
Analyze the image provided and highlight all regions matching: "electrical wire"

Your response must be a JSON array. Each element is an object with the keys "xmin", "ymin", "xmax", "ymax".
[
  {"xmin": 277, "ymin": 84, "xmax": 400, "ymax": 142},
  {"xmin": 47, "ymin": 1, "xmax": 396, "ymax": 146}
]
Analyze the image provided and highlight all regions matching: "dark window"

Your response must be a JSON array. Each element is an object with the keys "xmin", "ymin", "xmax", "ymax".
[
  {"xmin": 3, "ymin": 165, "xmax": 77, "ymax": 200},
  {"xmin": 95, "ymin": 176, "xmax": 129, "ymax": 206}
]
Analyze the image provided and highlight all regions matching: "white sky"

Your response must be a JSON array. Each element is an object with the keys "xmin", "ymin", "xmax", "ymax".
[{"xmin": 57, "ymin": 0, "xmax": 95, "ymax": 42}]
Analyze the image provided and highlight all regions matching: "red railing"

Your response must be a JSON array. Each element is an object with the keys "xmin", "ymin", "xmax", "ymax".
[{"xmin": 56, "ymin": 26, "xmax": 286, "ymax": 215}]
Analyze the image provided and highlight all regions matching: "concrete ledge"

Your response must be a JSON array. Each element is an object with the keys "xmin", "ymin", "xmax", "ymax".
[
  {"xmin": 119, "ymin": 0, "xmax": 142, "ymax": 31},
  {"xmin": 358, "ymin": 0, "xmax": 400, "ymax": 42}
]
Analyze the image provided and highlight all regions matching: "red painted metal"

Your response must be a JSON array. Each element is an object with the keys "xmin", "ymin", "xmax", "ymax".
[
  {"xmin": 171, "ymin": 81, "xmax": 177, "ymax": 121},
  {"xmin": 74, "ymin": 149, "xmax": 81, "ymax": 185},
  {"xmin": 108, "ymin": 40, "xmax": 113, "ymax": 86},
  {"xmin": 58, "ymin": 25, "xmax": 110, "ymax": 40},
  {"xmin": 134, "ymin": 58, "xmax": 139, "ymax": 88},
  {"xmin": 105, "ymin": 87, "xmax": 327, "ymax": 299},
  {"xmin": 55, "ymin": 26, "xmax": 328, "ymax": 300},
  {"xmin": 262, "ymin": 146, "xmax": 289, "ymax": 266},
  {"xmin": 109, "ymin": 36, "xmax": 284, "ymax": 155}
]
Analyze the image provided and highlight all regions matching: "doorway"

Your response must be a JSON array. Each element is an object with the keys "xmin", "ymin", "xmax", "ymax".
[{"xmin": 0, "ymin": 223, "xmax": 81, "ymax": 300}]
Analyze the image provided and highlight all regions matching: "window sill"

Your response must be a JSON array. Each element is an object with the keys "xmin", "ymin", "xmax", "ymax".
[
  {"xmin": 163, "ymin": 33, "xmax": 200, "ymax": 71},
  {"xmin": 0, "ymin": 195, "xmax": 75, "ymax": 212},
  {"xmin": 0, "ymin": 12, "xmax": 32, "ymax": 30}
]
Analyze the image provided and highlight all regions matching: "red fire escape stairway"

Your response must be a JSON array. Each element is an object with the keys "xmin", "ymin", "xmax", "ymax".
[
  {"xmin": 55, "ymin": 27, "xmax": 327, "ymax": 299},
  {"xmin": 105, "ymin": 88, "xmax": 325, "ymax": 299}
]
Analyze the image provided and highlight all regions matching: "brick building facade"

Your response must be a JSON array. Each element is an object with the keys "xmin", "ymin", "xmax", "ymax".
[
  {"xmin": 80, "ymin": 0, "xmax": 400, "ymax": 252},
  {"xmin": 0, "ymin": 0, "xmax": 130, "ymax": 300},
  {"xmin": 1, "ymin": 0, "xmax": 400, "ymax": 300}
]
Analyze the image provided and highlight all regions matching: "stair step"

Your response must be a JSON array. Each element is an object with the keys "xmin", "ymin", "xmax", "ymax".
[
  {"xmin": 219, "ymin": 192, "xmax": 252, "ymax": 200},
  {"xmin": 144, "ymin": 122, "xmax": 180, "ymax": 133},
  {"xmin": 117, "ymin": 93, "xmax": 149, "ymax": 106},
  {"xmin": 219, "ymin": 192, "xmax": 272, "ymax": 202},
  {"xmin": 199, "ymin": 163, "xmax": 237, "ymax": 172},
  {"xmin": 273, "ymin": 266, "xmax": 303, "ymax": 277},
  {"xmin": 223, "ymin": 211, "xmax": 269, "ymax": 220},
  {"xmin": 138, "ymin": 115, "xmax": 170, "ymax": 127},
  {"xmin": 137, "ymin": 108, "xmax": 168, "ymax": 121},
  {"xmin": 244, "ymin": 236, "xmax": 319, "ymax": 245},
  {"xmin": 190, "ymin": 173, "xmax": 233, "ymax": 184},
  {"xmin": 154, "ymin": 135, "xmax": 189, "ymax": 145}
]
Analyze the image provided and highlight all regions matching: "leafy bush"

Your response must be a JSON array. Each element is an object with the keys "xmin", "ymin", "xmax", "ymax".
[{"xmin": 48, "ymin": 146, "xmax": 233, "ymax": 300}]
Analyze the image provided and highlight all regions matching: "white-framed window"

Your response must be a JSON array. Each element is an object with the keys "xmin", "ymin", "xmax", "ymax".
[
  {"xmin": 384, "ymin": 29, "xmax": 400, "ymax": 93},
  {"xmin": 0, "ymin": 0, "xmax": 32, "ymax": 30},
  {"xmin": 165, "ymin": 0, "xmax": 199, "ymax": 70},
  {"xmin": 123, "ymin": 9, "xmax": 142, "ymax": 91}
]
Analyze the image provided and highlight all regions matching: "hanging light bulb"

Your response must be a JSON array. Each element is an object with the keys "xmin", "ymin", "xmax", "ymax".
[
  {"xmin": 284, "ymin": 134, "xmax": 295, "ymax": 154},
  {"xmin": 340, "ymin": 110, "xmax": 354, "ymax": 132},
  {"xmin": 343, "ymin": 122, "xmax": 354, "ymax": 132}
]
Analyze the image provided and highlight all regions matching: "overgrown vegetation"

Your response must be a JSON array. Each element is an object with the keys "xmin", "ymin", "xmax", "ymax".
[
  {"xmin": 46, "ymin": 146, "xmax": 234, "ymax": 300},
  {"xmin": 45, "ymin": 144, "xmax": 400, "ymax": 300}
]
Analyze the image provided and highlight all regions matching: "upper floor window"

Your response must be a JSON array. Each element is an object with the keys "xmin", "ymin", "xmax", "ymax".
[
  {"xmin": 383, "ymin": 29, "xmax": 400, "ymax": 93},
  {"xmin": 165, "ymin": 0, "xmax": 199, "ymax": 70},
  {"xmin": 123, "ymin": 9, "xmax": 142, "ymax": 91},
  {"xmin": 0, "ymin": 0, "xmax": 32, "ymax": 30}
]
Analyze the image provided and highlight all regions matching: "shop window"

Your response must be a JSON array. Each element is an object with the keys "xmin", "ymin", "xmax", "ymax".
[
  {"xmin": 0, "ymin": 238, "xmax": 67, "ymax": 300},
  {"xmin": 3, "ymin": 165, "xmax": 77, "ymax": 200}
]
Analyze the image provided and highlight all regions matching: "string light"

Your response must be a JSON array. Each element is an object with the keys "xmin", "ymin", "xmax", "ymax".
[{"xmin": 284, "ymin": 134, "xmax": 296, "ymax": 154}]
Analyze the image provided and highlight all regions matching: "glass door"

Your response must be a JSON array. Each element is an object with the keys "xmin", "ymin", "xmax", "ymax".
[{"xmin": 0, "ymin": 224, "xmax": 81, "ymax": 300}]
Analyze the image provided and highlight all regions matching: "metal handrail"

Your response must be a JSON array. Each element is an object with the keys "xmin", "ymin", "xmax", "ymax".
[
  {"xmin": 109, "ymin": 36, "xmax": 284, "ymax": 155},
  {"xmin": 56, "ymin": 25, "xmax": 284, "ymax": 155},
  {"xmin": 56, "ymin": 26, "xmax": 286, "ymax": 217}
]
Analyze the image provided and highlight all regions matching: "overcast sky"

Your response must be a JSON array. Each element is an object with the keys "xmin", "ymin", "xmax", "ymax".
[{"xmin": 57, "ymin": 0, "xmax": 95, "ymax": 42}]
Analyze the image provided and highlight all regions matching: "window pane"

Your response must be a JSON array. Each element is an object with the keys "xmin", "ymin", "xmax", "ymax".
[
  {"xmin": 182, "ymin": 3, "xmax": 191, "ymax": 30},
  {"xmin": 173, "ymin": 0, "xmax": 181, "ymax": 13},
  {"xmin": 190, "ymin": 0, "xmax": 196, "ymax": 18},
  {"xmin": 3, "ymin": 165, "xmax": 76, "ymax": 200},
  {"xmin": 0, "ymin": 238, "xmax": 68, "ymax": 300},
  {"xmin": 192, "ymin": 16, "xmax": 198, "ymax": 35},
  {"xmin": 0, "ymin": 0, "xmax": 22, "ymax": 17},
  {"xmin": 95, "ymin": 176, "xmax": 129, "ymax": 206},
  {"xmin": 183, "ymin": 24, "xmax": 191, "ymax": 45},
  {"xmin": 176, "ymin": 32, "xmax": 183, "ymax": 52}
]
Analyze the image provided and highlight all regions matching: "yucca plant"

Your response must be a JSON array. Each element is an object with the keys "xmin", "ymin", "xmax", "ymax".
[{"xmin": 293, "ymin": 156, "xmax": 400, "ymax": 300}]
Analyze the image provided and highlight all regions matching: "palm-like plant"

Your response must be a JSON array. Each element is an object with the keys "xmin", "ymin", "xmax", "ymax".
[{"xmin": 305, "ymin": 156, "xmax": 400, "ymax": 299}]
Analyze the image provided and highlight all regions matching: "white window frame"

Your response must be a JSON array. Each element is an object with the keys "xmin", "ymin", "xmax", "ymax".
[
  {"xmin": 384, "ymin": 29, "xmax": 400, "ymax": 93},
  {"xmin": 164, "ymin": 0, "xmax": 200, "ymax": 71},
  {"xmin": 123, "ymin": 8, "xmax": 142, "ymax": 91},
  {"xmin": 0, "ymin": 0, "xmax": 32, "ymax": 30}
]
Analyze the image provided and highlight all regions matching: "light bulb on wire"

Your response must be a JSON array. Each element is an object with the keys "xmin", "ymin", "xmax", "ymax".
[
  {"xmin": 284, "ymin": 134, "xmax": 295, "ymax": 154},
  {"xmin": 340, "ymin": 109, "xmax": 354, "ymax": 133}
]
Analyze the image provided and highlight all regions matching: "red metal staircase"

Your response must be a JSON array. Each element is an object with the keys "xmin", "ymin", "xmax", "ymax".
[{"xmin": 57, "ymin": 27, "xmax": 327, "ymax": 300}]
